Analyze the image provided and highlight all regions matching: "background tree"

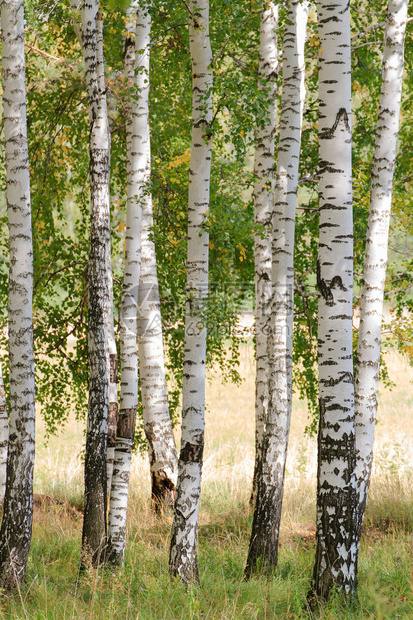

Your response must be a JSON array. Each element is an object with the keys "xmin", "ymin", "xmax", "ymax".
[
  {"xmin": 246, "ymin": 0, "xmax": 309, "ymax": 578},
  {"xmin": 251, "ymin": 0, "xmax": 279, "ymax": 508},
  {"xmin": 107, "ymin": 0, "xmax": 143, "ymax": 566},
  {"xmin": 137, "ymin": 52, "xmax": 179, "ymax": 514},
  {"xmin": 354, "ymin": 0, "xmax": 408, "ymax": 553}
]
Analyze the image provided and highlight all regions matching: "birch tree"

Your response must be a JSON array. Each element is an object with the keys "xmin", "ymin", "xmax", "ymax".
[
  {"xmin": 354, "ymin": 0, "xmax": 408, "ymax": 546},
  {"xmin": 169, "ymin": 0, "xmax": 212, "ymax": 584},
  {"xmin": 0, "ymin": 0, "xmax": 36, "ymax": 590},
  {"xmin": 102, "ymin": 41, "xmax": 119, "ymax": 510},
  {"xmin": 251, "ymin": 1, "xmax": 279, "ymax": 508},
  {"xmin": 107, "ymin": 0, "xmax": 179, "ymax": 564},
  {"xmin": 245, "ymin": 0, "xmax": 309, "ymax": 577},
  {"xmin": 138, "ymin": 142, "xmax": 178, "ymax": 511},
  {"xmin": 107, "ymin": 0, "xmax": 145, "ymax": 565},
  {"xmin": 132, "ymin": 1, "xmax": 178, "ymax": 512},
  {"xmin": 81, "ymin": 0, "xmax": 112, "ymax": 566},
  {"xmin": 0, "ymin": 362, "xmax": 8, "ymax": 505},
  {"xmin": 309, "ymin": 0, "xmax": 357, "ymax": 600}
]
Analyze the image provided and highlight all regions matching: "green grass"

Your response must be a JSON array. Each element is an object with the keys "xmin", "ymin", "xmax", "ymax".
[
  {"xmin": 1, "ymin": 348, "xmax": 412, "ymax": 618},
  {"xmin": 1, "ymin": 496, "xmax": 412, "ymax": 619}
]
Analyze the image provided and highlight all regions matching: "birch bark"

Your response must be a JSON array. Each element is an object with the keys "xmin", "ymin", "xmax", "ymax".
[
  {"xmin": 96, "ymin": 12, "xmax": 119, "ymax": 509},
  {"xmin": 251, "ymin": 1, "xmax": 279, "ymax": 508},
  {"xmin": 355, "ymin": 0, "xmax": 408, "ymax": 544},
  {"xmin": 81, "ymin": 0, "xmax": 112, "ymax": 566},
  {"xmin": 138, "ymin": 173, "xmax": 178, "ymax": 513},
  {"xmin": 128, "ymin": 1, "xmax": 178, "ymax": 514},
  {"xmin": 107, "ymin": 0, "xmax": 144, "ymax": 565},
  {"xmin": 309, "ymin": 0, "xmax": 357, "ymax": 600},
  {"xmin": 0, "ymin": 0, "xmax": 36, "ymax": 590},
  {"xmin": 169, "ymin": 0, "xmax": 212, "ymax": 584},
  {"xmin": 245, "ymin": 0, "xmax": 309, "ymax": 577},
  {"xmin": 0, "ymin": 362, "xmax": 8, "ymax": 505}
]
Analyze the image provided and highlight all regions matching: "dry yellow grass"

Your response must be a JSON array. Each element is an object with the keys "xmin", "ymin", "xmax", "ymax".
[
  {"xmin": 25, "ymin": 347, "xmax": 413, "ymax": 620},
  {"xmin": 34, "ymin": 347, "xmax": 413, "ymax": 533}
]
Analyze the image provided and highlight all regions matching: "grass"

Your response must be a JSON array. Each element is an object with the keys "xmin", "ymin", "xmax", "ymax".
[{"xmin": 1, "ymin": 347, "xmax": 412, "ymax": 618}]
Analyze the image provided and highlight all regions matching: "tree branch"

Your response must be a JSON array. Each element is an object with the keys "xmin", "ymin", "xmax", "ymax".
[{"xmin": 25, "ymin": 43, "xmax": 77, "ymax": 71}]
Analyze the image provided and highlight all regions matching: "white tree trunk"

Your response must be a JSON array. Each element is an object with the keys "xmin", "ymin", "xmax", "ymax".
[
  {"xmin": 355, "ymin": 0, "xmax": 408, "ymax": 542},
  {"xmin": 95, "ymin": 11, "xmax": 118, "ymax": 510},
  {"xmin": 0, "ymin": 0, "xmax": 36, "ymax": 590},
  {"xmin": 107, "ymin": 0, "xmax": 144, "ymax": 566},
  {"xmin": 138, "ymin": 178, "xmax": 178, "ymax": 512},
  {"xmin": 310, "ymin": 0, "xmax": 357, "ymax": 601},
  {"xmin": 81, "ymin": 1, "xmax": 111, "ymax": 566},
  {"xmin": 246, "ymin": 0, "xmax": 309, "ymax": 577},
  {"xmin": 251, "ymin": 1, "xmax": 279, "ymax": 508},
  {"xmin": 0, "ymin": 363, "xmax": 8, "ymax": 506},
  {"xmin": 120, "ymin": 2, "xmax": 179, "ymax": 514},
  {"xmin": 169, "ymin": 0, "xmax": 212, "ymax": 584}
]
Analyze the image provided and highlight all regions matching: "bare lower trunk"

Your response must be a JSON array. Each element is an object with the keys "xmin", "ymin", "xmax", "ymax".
[
  {"xmin": 138, "ymin": 214, "xmax": 178, "ymax": 513},
  {"xmin": 128, "ymin": 2, "xmax": 177, "ymax": 516},
  {"xmin": 354, "ymin": 0, "xmax": 408, "ymax": 548},
  {"xmin": 81, "ymin": 1, "xmax": 111, "ymax": 567},
  {"xmin": 169, "ymin": 0, "xmax": 212, "ymax": 584},
  {"xmin": 0, "ymin": 363, "xmax": 8, "ymax": 505},
  {"xmin": 309, "ymin": 0, "xmax": 357, "ymax": 602},
  {"xmin": 245, "ymin": 0, "xmax": 309, "ymax": 577},
  {"xmin": 251, "ymin": 1, "xmax": 279, "ymax": 509},
  {"xmin": 0, "ymin": 0, "xmax": 36, "ymax": 590}
]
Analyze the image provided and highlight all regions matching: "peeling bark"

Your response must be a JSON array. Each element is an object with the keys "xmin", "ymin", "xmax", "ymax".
[
  {"xmin": 0, "ymin": 0, "xmax": 36, "ymax": 590},
  {"xmin": 246, "ymin": 0, "xmax": 309, "ymax": 578},
  {"xmin": 169, "ymin": 0, "xmax": 212, "ymax": 585}
]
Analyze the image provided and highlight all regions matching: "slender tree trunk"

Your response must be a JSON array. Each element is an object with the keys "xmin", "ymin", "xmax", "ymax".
[
  {"xmin": 81, "ymin": 1, "xmax": 111, "ymax": 567},
  {"xmin": 309, "ymin": 0, "xmax": 357, "ymax": 601},
  {"xmin": 96, "ymin": 13, "xmax": 119, "ymax": 510},
  {"xmin": 106, "ymin": 345, "xmax": 118, "ymax": 504},
  {"xmin": 0, "ymin": 0, "xmax": 36, "ymax": 590},
  {"xmin": 354, "ymin": 0, "xmax": 408, "ymax": 546},
  {"xmin": 245, "ymin": 0, "xmax": 309, "ymax": 578},
  {"xmin": 169, "ymin": 0, "xmax": 212, "ymax": 584},
  {"xmin": 121, "ymin": 1, "xmax": 179, "ymax": 515},
  {"xmin": 250, "ymin": 1, "xmax": 279, "ymax": 509},
  {"xmin": 138, "ymin": 186, "xmax": 178, "ymax": 513},
  {"xmin": 107, "ymin": 0, "xmax": 144, "ymax": 566},
  {"xmin": 0, "ymin": 363, "xmax": 8, "ymax": 505}
]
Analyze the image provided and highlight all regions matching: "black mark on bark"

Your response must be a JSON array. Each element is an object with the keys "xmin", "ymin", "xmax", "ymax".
[
  {"xmin": 317, "ymin": 259, "xmax": 347, "ymax": 307},
  {"xmin": 123, "ymin": 36, "xmax": 134, "ymax": 61},
  {"xmin": 320, "ymin": 107, "xmax": 350, "ymax": 140},
  {"xmin": 180, "ymin": 442, "xmax": 204, "ymax": 463}
]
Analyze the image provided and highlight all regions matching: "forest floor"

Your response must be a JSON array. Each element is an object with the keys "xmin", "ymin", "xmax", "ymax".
[{"xmin": 1, "ymin": 346, "xmax": 412, "ymax": 619}]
